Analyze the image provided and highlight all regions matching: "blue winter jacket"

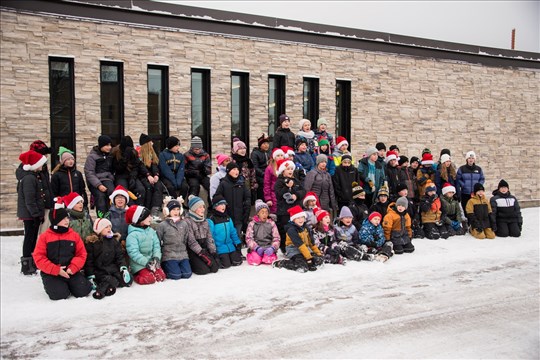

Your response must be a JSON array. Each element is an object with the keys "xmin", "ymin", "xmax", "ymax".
[
  {"xmin": 295, "ymin": 151, "xmax": 315, "ymax": 173},
  {"xmin": 108, "ymin": 205, "xmax": 128, "ymax": 240},
  {"xmin": 207, "ymin": 213, "xmax": 242, "ymax": 255},
  {"xmin": 126, "ymin": 225, "xmax": 162, "ymax": 274},
  {"xmin": 158, "ymin": 149, "xmax": 186, "ymax": 189},
  {"xmin": 456, "ymin": 164, "xmax": 484, "ymax": 196},
  {"xmin": 359, "ymin": 218, "xmax": 386, "ymax": 248}
]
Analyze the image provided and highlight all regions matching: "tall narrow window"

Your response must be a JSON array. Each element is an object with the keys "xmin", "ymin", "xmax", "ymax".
[
  {"xmin": 336, "ymin": 80, "xmax": 351, "ymax": 149},
  {"xmin": 191, "ymin": 69, "xmax": 211, "ymax": 155},
  {"xmin": 49, "ymin": 57, "xmax": 75, "ymax": 167},
  {"xmin": 100, "ymin": 61, "xmax": 124, "ymax": 147},
  {"xmin": 148, "ymin": 65, "xmax": 169, "ymax": 151},
  {"xmin": 303, "ymin": 77, "xmax": 319, "ymax": 123},
  {"xmin": 231, "ymin": 72, "xmax": 249, "ymax": 146},
  {"xmin": 268, "ymin": 75, "xmax": 286, "ymax": 137}
]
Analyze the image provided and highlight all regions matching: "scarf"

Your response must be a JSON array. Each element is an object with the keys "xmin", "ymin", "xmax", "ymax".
[{"xmin": 188, "ymin": 210, "xmax": 205, "ymax": 222}]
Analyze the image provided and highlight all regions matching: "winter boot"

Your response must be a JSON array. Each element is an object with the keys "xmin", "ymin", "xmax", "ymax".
[
  {"xmin": 402, "ymin": 241, "xmax": 415, "ymax": 253},
  {"xmin": 20, "ymin": 256, "xmax": 37, "ymax": 275},
  {"xmin": 151, "ymin": 207, "xmax": 162, "ymax": 224},
  {"xmin": 393, "ymin": 243, "xmax": 404, "ymax": 255},
  {"xmin": 93, "ymin": 291, "xmax": 105, "ymax": 300}
]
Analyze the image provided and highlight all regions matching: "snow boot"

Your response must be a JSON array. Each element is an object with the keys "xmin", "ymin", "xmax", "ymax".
[
  {"xmin": 151, "ymin": 207, "xmax": 162, "ymax": 224},
  {"xmin": 20, "ymin": 256, "xmax": 37, "ymax": 275}
]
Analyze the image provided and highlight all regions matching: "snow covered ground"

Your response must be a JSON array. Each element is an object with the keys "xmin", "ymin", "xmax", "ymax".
[{"xmin": 1, "ymin": 208, "xmax": 539, "ymax": 359}]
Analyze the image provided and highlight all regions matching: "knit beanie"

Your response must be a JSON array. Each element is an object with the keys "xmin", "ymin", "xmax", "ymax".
[
  {"xmin": 279, "ymin": 114, "xmax": 290, "ymax": 124},
  {"xmin": 295, "ymin": 137, "xmax": 307, "ymax": 149},
  {"xmin": 317, "ymin": 118, "xmax": 328, "ymax": 127},
  {"xmin": 191, "ymin": 136, "xmax": 203, "ymax": 149},
  {"xmin": 299, "ymin": 118, "xmax": 311, "ymax": 130},
  {"xmin": 389, "ymin": 145, "xmax": 399, "ymax": 152},
  {"xmin": 410, "ymin": 156, "xmax": 420, "ymax": 165},
  {"xmin": 466, "ymin": 151, "xmax": 476, "ymax": 160},
  {"xmin": 368, "ymin": 212, "xmax": 382, "ymax": 223},
  {"xmin": 58, "ymin": 146, "xmax": 75, "ymax": 164},
  {"xmin": 215, "ymin": 153, "xmax": 230, "ymax": 166},
  {"xmin": 378, "ymin": 183, "xmax": 390, "ymax": 197},
  {"xmin": 98, "ymin": 135, "xmax": 112, "ymax": 149},
  {"xmin": 318, "ymin": 139, "xmax": 330, "ymax": 147},
  {"xmin": 339, "ymin": 206, "xmax": 353, "ymax": 219},
  {"xmin": 398, "ymin": 155, "xmax": 409, "ymax": 166},
  {"xmin": 440, "ymin": 154, "xmax": 451, "ymax": 163},
  {"xmin": 473, "ymin": 183, "xmax": 485, "ymax": 193},
  {"xmin": 395, "ymin": 183, "xmax": 408, "ymax": 195},
  {"xmin": 254, "ymin": 199, "xmax": 269, "ymax": 214},
  {"xmin": 50, "ymin": 207, "xmax": 69, "ymax": 227},
  {"xmin": 93, "ymin": 218, "xmax": 112, "ymax": 235},
  {"xmin": 188, "ymin": 195, "xmax": 205, "ymax": 213},
  {"xmin": 366, "ymin": 146, "xmax": 378, "ymax": 157},
  {"xmin": 396, "ymin": 196, "xmax": 409, "ymax": 210},
  {"xmin": 139, "ymin": 133, "xmax": 152, "ymax": 146},
  {"xmin": 425, "ymin": 181, "xmax": 437, "ymax": 194},
  {"xmin": 352, "ymin": 182, "xmax": 365, "ymax": 199},
  {"xmin": 440, "ymin": 148, "xmax": 451, "ymax": 158},
  {"xmin": 232, "ymin": 139, "xmax": 247, "ymax": 154},
  {"xmin": 166, "ymin": 136, "xmax": 180, "ymax": 149},
  {"xmin": 341, "ymin": 154, "xmax": 352, "ymax": 163},
  {"xmin": 226, "ymin": 162, "xmax": 240, "ymax": 173},
  {"xmin": 258, "ymin": 133, "xmax": 270, "ymax": 147},
  {"xmin": 375, "ymin": 142, "xmax": 386, "ymax": 151},
  {"xmin": 498, "ymin": 179, "xmax": 509, "ymax": 189},
  {"xmin": 316, "ymin": 154, "xmax": 328, "ymax": 165},
  {"xmin": 166, "ymin": 199, "xmax": 182, "ymax": 213},
  {"xmin": 422, "ymin": 148, "xmax": 432, "ymax": 156},
  {"xmin": 212, "ymin": 194, "xmax": 228, "ymax": 208},
  {"xmin": 30, "ymin": 140, "xmax": 52, "ymax": 155}
]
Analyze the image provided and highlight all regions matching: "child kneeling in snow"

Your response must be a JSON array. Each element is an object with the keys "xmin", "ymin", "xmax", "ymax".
[
  {"xmin": 207, "ymin": 195, "xmax": 243, "ymax": 268},
  {"xmin": 273, "ymin": 205, "xmax": 323, "ymax": 272},
  {"xmin": 245, "ymin": 200, "xmax": 280, "ymax": 265},
  {"xmin": 335, "ymin": 206, "xmax": 374, "ymax": 261},
  {"xmin": 125, "ymin": 205, "xmax": 166, "ymax": 284},
  {"xmin": 85, "ymin": 218, "xmax": 132, "ymax": 299},
  {"xmin": 383, "ymin": 197, "xmax": 415, "ymax": 254},
  {"xmin": 312, "ymin": 207, "xmax": 344, "ymax": 265},
  {"xmin": 359, "ymin": 212, "xmax": 394, "ymax": 262}
]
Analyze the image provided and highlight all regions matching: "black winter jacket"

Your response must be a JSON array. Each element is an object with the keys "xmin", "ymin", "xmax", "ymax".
[
  {"xmin": 215, "ymin": 174, "xmax": 251, "ymax": 228},
  {"xmin": 84, "ymin": 233, "xmax": 127, "ymax": 279},
  {"xmin": 490, "ymin": 190, "xmax": 522, "ymax": 224},
  {"xmin": 272, "ymin": 127, "xmax": 295, "ymax": 149},
  {"xmin": 251, "ymin": 147, "xmax": 269, "ymax": 182},
  {"xmin": 333, "ymin": 164, "xmax": 364, "ymax": 208},
  {"xmin": 51, "ymin": 165, "xmax": 88, "ymax": 206},
  {"xmin": 16, "ymin": 169, "xmax": 46, "ymax": 220},
  {"xmin": 274, "ymin": 175, "xmax": 306, "ymax": 216}
]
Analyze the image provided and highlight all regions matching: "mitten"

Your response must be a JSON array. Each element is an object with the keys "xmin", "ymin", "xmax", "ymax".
[
  {"xmin": 151, "ymin": 257, "xmax": 162, "ymax": 269},
  {"xmin": 255, "ymin": 246, "xmax": 265, "ymax": 256},
  {"xmin": 451, "ymin": 220, "xmax": 460, "ymax": 231},
  {"xmin": 198, "ymin": 250, "xmax": 213, "ymax": 267},
  {"xmin": 146, "ymin": 259, "xmax": 157, "ymax": 272},
  {"xmin": 311, "ymin": 255, "xmax": 324, "ymax": 266},
  {"xmin": 120, "ymin": 266, "xmax": 131, "ymax": 284},
  {"xmin": 263, "ymin": 247, "xmax": 275, "ymax": 256},
  {"xmin": 306, "ymin": 259, "xmax": 318, "ymax": 271},
  {"xmin": 87, "ymin": 275, "xmax": 97, "ymax": 290}
]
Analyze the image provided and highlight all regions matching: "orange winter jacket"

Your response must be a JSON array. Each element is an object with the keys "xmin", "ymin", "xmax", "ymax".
[{"xmin": 382, "ymin": 203, "xmax": 412, "ymax": 240}]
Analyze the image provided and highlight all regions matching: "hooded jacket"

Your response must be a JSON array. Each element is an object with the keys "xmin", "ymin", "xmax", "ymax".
[
  {"xmin": 207, "ymin": 209, "xmax": 242, "ymax": 255},
  {"xmin": 84, "ymin": 233, "xmax": 126, "ymax": 278},
  {"xmin": 51, "ymin": 165, "xmax": 88, "ymax": 206},
  {"xmin": 17, "ymin": 168, "xmax": 46, "ymax": 220},
  {"xmin": 126, "ymin": 225, "xmax": 161, "ymax": 274},
  {"xmin": 156, "ymin": 218, "xmax": 198, "ymax": 262},
  {"xmin": 84, "ymin": 146, "xmax": 114, "ymax": 189}
]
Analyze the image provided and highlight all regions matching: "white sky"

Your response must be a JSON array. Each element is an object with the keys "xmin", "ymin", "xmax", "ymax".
[{"xmin": 154, "ymin": 1, "xmax": 540, "ymax": 52}]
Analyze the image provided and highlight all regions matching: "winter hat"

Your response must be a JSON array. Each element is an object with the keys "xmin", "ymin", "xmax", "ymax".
[
  {"xmin": 421, "ymin": 153, "xmax": 434, "ymax": 165},
  {"xmin": 440, "ymin": 154, "xmax": 451, "ymax": 163},
  {"xmin": 287, "ymin": 205, "xmax": 306, "ymax": 222},
  {"xmin": 389, "ymin": 145, "xmax": 399, "ymax": 152},
  {"xmin": 215, "ymin": 153, "xmax": 230, "ymax": 166},
  {"xmin": 440, "ymin": 148, "xmax": 451, "ymax": 157},
  {"xmin": 276, "ymin": 159, "xmax": 295, "ymax": 175},
  {"xmin": 58, "ymin": 146, "xmax": 75, "ymax": 164},
  {"xmin": 162, "ymin": 196, "xmax": 184, "ymax": 217},
  {"xmin": 318, "ymin": 138, "xmax": 330, "ymax": 147},
  {"xmin": 498, "ymin": 179, "xmax": 509, "ymax": 189},
  {"xmin": 466, "ymin": 151, "xmax": 476, "ymax": 160},
  {"xmin": 375, "ymin": 142, "xmax": 386, "ymax": 151},
  {"xmin": 352, "ymin": 182, "xmax": 365, "ymax": 199},
  {"xmin": 212, "ymin": 194, "xmax": 228, "ymax": 208},
  {"xmin": 139, "ymin": 133, "xmax": 152, "ymax": 146},
  {"xmin": 422, "ymin": 148, "xmax": 432, "ymax": 156},
  {"xmin": 336, "ymin": 136, "xmax": 348, "ymax": 150},
  {"xmin": 282, "ymin": 146, "xmax": 295, "ymax": 158},
  {"xmin": 396, "ymin": 196, "xmax": 409, "ymax": 210},
  {"xmin": 341, "ymin": 154, "xmax": 352, "ymax": 163},
  {"xmin": 120, "ymin": 136, "xmax": 134, "ymax": 151},
  {"xmin": 125, "ymin": 205, "xmax": 151, "ymax": 224},
  {"xmin": 299, "ymin": 118, "xmax": 311, "ymax": 130},
  {"xmin": 98, "ymin": 135, "xmax": 112, "ymax": 149},
  {"xmin": 30, "ymin": 140, "xmax": 52, "ymax": 155},
  {"xmin": 271, "ymin": 147, "xmax": 285, "ymax": 160},
  {"xmin": 191, "ymin": 136, "xmax": 203, "ymax": 149},
  {"xmin": 93, "ymin": 218, "xmax": 112, "ymax": 235},
  {"xmin": 410, "ymin": 156, "xmax": 420, "ymax": 165},
  {"xmin": 188, "ymin": 195, "xmax": 205, "ymax": 213},
  {"xmin": 366, "ymin": 146, "xmax": 378, "ymax": 157},
  {"xmin": 232, "ymin": 139, "xmax": 247, "ymax": 154},
  {"xmin": 303, "ymin": 191, "xmax": 320, "ymax": 207},
  {"xmin": 385, "ymin": 150, "xmax": 399, "ymax": 163},
  {"xmin": 295, "ymin": 137, "xmax": 308, "ymax": 149},
  {"xmin": 317, "ymin": 118, "xmax": 328, "ymax": 127},
  {"xmin": 63, "ymin": 192, "xmax": 83, "ymax": 209},
  {"xmin": 339, "ymin": 206, "xmax": 353, "ymax": 219},
  {"xmin": 258, "ymin": 133, "xmax": 270, "ymax": 147},
  {"xmin": 395, "ymin": 183, "xmax": 408, "ymax": 195},
  {"xmin": 279, "ymin": 114, "xmax": 290, "ymax": 124},
  {"xmin": 378, "ymin": 183, "xmax": 390, "ymax": 197},
  {"xmin": 442, "ymin": 182, "xmax": 456, "ymax": 196},
  {"xmin": 398, "ymin": 155, "xmax": 409, "ymax": 166},
  {"xmin": 50, "ymin": 206, "xmax": 69, "ymax": 227},
  {"xmin": 166, "ymin": 199, "xmax": 182, "ymax": 213},
  {"xmin": 19, "ymin": 150, "xmax": 47, "ymax": 171},
  {"xmin": 425, "ymin": 181, "xmax": 437, "ymax": 194},
  {"xmin": 226, "ymin": 162, "xmax": 240, "ymax": 173},
  {"xmin": 473, "ymin": 183, "xmax": 485, "ymax": 193},
  {"xmin": 368, "ymin": 211, "xmax": 382, "ymax": 223},
  {"xmin": 314, "ymin": 207, "xmax": 330, "ymax": 223},
  {"xmin": 166, "ymin": 136, "xmax": 180, "ymax": 149},
  {"xmin": 316, "ymin": 154, "xmax": 328, "ymax": 166},
  {"xmin": 255, "ymin": 199, "xmax": 269, "ymax": 214},
  {"xmin": 109, "ymin": 185, "xmax": 129, "ymax": 202}
]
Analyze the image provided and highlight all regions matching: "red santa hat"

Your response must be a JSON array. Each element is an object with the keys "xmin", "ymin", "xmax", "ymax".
[
  {"xmin": 441, "ymin": 182, "xmax": 457, "ymax": 196},
  {"xmin": 281, "ymin": 146, "xmax": 295, "ymax": 159},
  {"xmin": 19, "ymin": 150, "xmax": 47, "ymax": 171},
  {"xmin": 385, "ymin": 150, "xmax": 399, "ymax": 163},
  {"xmin": 287, "ymin": 205, "xmax": 306, "ymax": 222},
  {"xmin": 62, "ymin": 192, "xmax": 83, "ymax": 210},
  {"xmin": 421, "ymin": 153, "xmax": 434, "ymax": 165},
  {"xmin": 93, "ymin": 218, "xmax": 112, "ymax": 235},
  {"xmin": 336, "ymin": 136, "xmax": 349, "ymax": 150},
  {"xmin": 125, "ymin": 205, "xmax": 150, "ymax": 224},
  {"xmin": 271, "ymin": 147, "xmax": 285, "ymax": 160},
  {"xmin": 303, "ymin": 191, "xmax": 321, "ymax": 208},
  {"xmin": 109, "ymin": 185, "xmax": 130, "ymax": 202},
  {"xmin": 276, "ymin": 159, "xmax": 295, "ymax": 176},
  {"xmin": 314, "ymin": 207, "xmax": 330, "ymax": 223}
]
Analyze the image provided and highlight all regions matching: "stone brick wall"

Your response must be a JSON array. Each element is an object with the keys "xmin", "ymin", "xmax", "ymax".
[{"xmin": 1, "ymin": 10, "xmax": 539, "ymax": 229}]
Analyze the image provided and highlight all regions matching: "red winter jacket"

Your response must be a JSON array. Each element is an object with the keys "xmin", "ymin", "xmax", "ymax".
[{"xmin": 33, "ymin": 227, "xmax": 87, "ymax": 276}]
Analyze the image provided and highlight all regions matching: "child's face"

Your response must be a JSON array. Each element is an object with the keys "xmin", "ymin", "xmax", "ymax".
[
  {"xmin": 388, "ymin": 159, "xmax": 397, "ymax": 167},
  {"xmin": 192, "ymin": 147, "xmax": 202, "ymax": 154},
  {"xmin": 369, "ymin": 153, "xmax": 378, "ymax": 162},
  {"xmin": 466, "ymin": 157, "xmax": 475, "ymax": 166},
  {"xmin": 339, "ymin": 144, "xmax": 348, "ymax": 152},
  {"xmin": 228, "ymin": 168, "xmax": 240, "ymax": 178},
  {"xmin": 411, "ymin": 161, "xmax": 419, "ymax": 169},
  {"xmin": 283, "ymin": 167, "xmax": 294, "ymax": 178},
  {"xmin": 357, "ymin": 192, "xmax": 366, "ymax": 200},
  {"xmin": 195, "ymin": 205, "xmax": 206, "ymax": 217},
  {"xmin": 398, "ymin": 189, "xmax": 408, "ymax": 197},
  {"xmin": 63, "ymin": 158, "xmax": 75, "ymax": 168},
  {"xmin": 396, "ymin": 205, "xmax": 406, "ymax": 213},
  {"xmin": 274, "ymin": 153, "xmax": 284, "ymax": 162},
  {"xmin": 306, "ymin": 200, "xmax": 316, "ymax": 209},
  {"xmin": 236, "ymin": 148, "xmax": 247, "ymax": 156},
  {"xmin": 444, "ymin": 191, "xmax": 455, "ymax": 198},
  {"xmin": 100, "ymin": 224, "xmax": 112, "ymax": 237},
  {"xmin": 140, "ymin": 215, "xmax": 152, "ymax": 226},
  {"xmin": 281, "ymin": 119, "xmax": 290, "ymax": 129},
  {"xmin": 476, "ymin": 190, "xmax": 485, "ymax": 198},
  {"xmin": 260, "ymin": 142, "xmax": 269, "ymax": 151},
  {"xmin": 318, "ymin": 124, "xmax": 327, "ymax": 132},
  {"xmin": 298, "ymin": 143, "xmax": 307, "ymax": 152},
  {"xmin": 401, "ymin": 161, "xmax": 409, "ymax": 167},
  {"xmin": 73, "ymin": 200, "xmax": 84, "ymax": 212},
  {"xmin": 321, "ymin": 215, "xmax": 331, "ymax": 226},
  {"xmin": 170, "ymin": 145, "xmax": 180, "ymax": 153},
  {"xmin": 443, "ymin": 160, "xmax": 452, "ymax": 167},
  {"xmin": 57, "ymin": 217, "xmax": 69, "ymax": 227},
  {"xmin": 378, "ymin": 149, "xmax": 386, "ymax": 158},
  {"xmin": 258, "ymin": 208, "xmax": 269, "ymax": 221},
  {"xmin": 114, "ymin": 196, "xmax": 127, "ymax": 208},
  {"xmin": 214, "ymin": 204, "xmax": 226, "ymax": 213},
  {"xmin": 293, "ymin": 216, "xmax": 305, "ymax": 226},
  {"xmin": 370, "ymin": 216, "xmax": 381, "ymax": 226},
  {"xmin": 169, "ymin": 207, "xmax": 181, "ymax": 217},
  {"xmin": 319, "ymin": 144, "xmax": 328, "ymax": 152},
  {"xmin": 499, "ymin": 187, "xmax": 509, "ymax": 194},
  {"xmin": 341, "ymin": 217, "xmax": 352, "ymax": 226},
  {"xmin": 427, "ymin": 190, "xmax": 436, "ymax": 197},
  {"xmin": 379, "ymin": 195, "xmax": 388, "ymax": 203},
  {"xmin": 317, "ymin": 161, "xmax": 327, "ymax": 171},
  {"xmin": 302, "ymin": 123, "xmax": 311, "ymax": 132},
  {"xmin": 100, "ymin": 144, "xmax": 112, "ymax": 154}
]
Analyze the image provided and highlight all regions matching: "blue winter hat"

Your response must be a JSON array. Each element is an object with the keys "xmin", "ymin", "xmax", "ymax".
[
  {"xmin": 188, "ymin": 195, "xmax": 205, "ymax": 212},
  {"xmin": 339, "ymin": 206, "xmax": 353, "ymax": 219}
]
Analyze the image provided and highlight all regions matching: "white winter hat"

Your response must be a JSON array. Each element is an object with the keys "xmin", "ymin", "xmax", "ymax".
[
  {"xmin": 466, "ymin": 151, "xmax": 476, "ymax": 160},
  {"xmin": 440, "ymin": 154, "xmax": 451, "ymax": 163}
]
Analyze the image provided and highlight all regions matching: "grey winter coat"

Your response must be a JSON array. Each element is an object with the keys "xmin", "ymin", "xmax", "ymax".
[
  {"xmin": 156, "ymin": 218, "xmax": 200, "ymax": 262},
  {"xmin": 184, "ymin": 217, "xmax": 217, "ymax": 255},
  {"xmin": 303, "ymin": 168, "xmax": 337, "ymax": 211},
  {"xmin": 84, "ymin": 146, "xmax": 114, "ymax": 189}
]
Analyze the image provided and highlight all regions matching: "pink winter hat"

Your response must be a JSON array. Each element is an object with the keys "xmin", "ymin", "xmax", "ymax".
[{"xmin": 215, "ymin": 153, "xmax": 230, "ymax": 166}]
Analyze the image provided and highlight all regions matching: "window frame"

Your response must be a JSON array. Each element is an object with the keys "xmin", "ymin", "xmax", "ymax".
[{"xmin": 147, "ymin": 64, "xmax": 169, "ymax": 151}]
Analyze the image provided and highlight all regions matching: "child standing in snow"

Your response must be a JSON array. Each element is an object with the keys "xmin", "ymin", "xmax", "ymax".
[
  {"xmin": 334, "ymin": 206, "xmax": 373, "ymax": 261},
  {"xmin": 245, "ymin": 200, "xmax": 280, "ymax": 266},
  {"xmin": 383, "ymin": 197, "xmax": 415, "ymax": 255},
  {"xmin": 62, "ymin": 192, "xmax": 94, "ymax": 242},
  {"xmin": 359, "ymin": 212, "xmax": 394, "ymax": 262},
  {"xmin": 311, "ymin": 207, "xmax": 344, "ymax": 265},
  {"xmin": 85, "ymin": 218, "xmax": 132, "ymax": 299},
  {"xmin": 125, "ymin": 205, "xmax": 166, "ymax": 284},
  {"xmin": 207, "ymin": 195, "xmax": 243, "ymax": 268}
]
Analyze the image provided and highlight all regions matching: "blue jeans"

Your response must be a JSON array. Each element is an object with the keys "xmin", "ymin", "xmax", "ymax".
[{"xmin": 161, "ymin": 259, "xmax": 192, "ymax": 280}]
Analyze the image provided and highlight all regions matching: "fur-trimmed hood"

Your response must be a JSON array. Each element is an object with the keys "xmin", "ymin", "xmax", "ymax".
[{"xmin": 85, "ymin": 232, "xmax": 121, "ymax": 243}]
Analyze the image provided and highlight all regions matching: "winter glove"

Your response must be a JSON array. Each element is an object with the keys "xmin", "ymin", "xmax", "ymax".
[
  {"xmin": 306, "ymin": 259, "xmax": 318, "ymax": 271},
  {"xmin": 255, "ymin": 246, "xmax": 265, "ymax": 257},
  {"xmin": 151, "ymin": 257, "xmax": 161, "ymax": 269},
  {"xmin": 451, "ymin": 220, "xmax": 461, "ymax": 231},
  {"xmin": 146, "ymin": 259, "xmax": 157, "ymax": 272},
  {"xmin": 283, "ymin": 192, "xmax": 295, "ymax": 204},
  {"xmin": 120, "ymin": 266, "xmax": 131, "ymax": 284},
  {"xmin": 198, "ymin": 250, "xmax": 213, "ymax": 267},
  {"xmin": 311, "ymin": 255, "xmax": 324, "ymax": 266},
  {"xmin": 263, "ymin": 247, "xmax": 275, "ymax": 256},
  {"xmin": 87, "ymin": 275, "xmax": 97, "ymax": 290}
]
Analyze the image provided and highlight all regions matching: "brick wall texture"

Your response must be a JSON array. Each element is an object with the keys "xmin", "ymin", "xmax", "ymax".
[{"xmin": 1, "ymin": 10, "xmax": 539, "ymax": 229}]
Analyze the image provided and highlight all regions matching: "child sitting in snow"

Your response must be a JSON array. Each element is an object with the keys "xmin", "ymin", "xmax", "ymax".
[
  {"xmin": 156, "ymin": 197, "xmax": 194, "ymax": 280},
  {"xmin": 490, "ymin": 179, "xmax": 522, "ymax": 238},
  {"xmin": 440, "ymin": 182, "xmax": 468, "ymax": 236},
  {"xmin": 85, "ymin": 218, "xmax": 132, "ymax": 299},
  {"xmin": 334, "ymin": 206, "xmax": 374, "ymax": 261},
  {"xmin": 349, "ymin": 182, "xmax": 369, "ymax": 231},
  {"xmin": 207, "ymin": 195, "xmax": 243, "ymax": 268},
  {"xmin": 311, "ymin": 207, "xmax": 344, "ymax": 265},
  {"xmin": 383, "ymin": 197, "xmax": 415, "ymax": 254},
  {"xmin": 273, "ymin": 205, "xmax": 323, "ymax": 272},
  {"xmin": 125, "ymin": 205, "xmax": 166, "ymax": 284},
  {"xmin": 245, "ymin": 200, "xmax": 280, "ymax": 266},
  {"xmin": 466, "ymin": 183, "xmax": 496, "ymax": 240},
  {"xmin": 420, "ymin": 182, "xmax": 449, "ymax": 240},
  {"xmin": 359, "ymin": 212, "xmax": 394, "ymax": 262},
  {"xmin": 302, "ymin": 191, "xmax": 320, "ymax": 229}
]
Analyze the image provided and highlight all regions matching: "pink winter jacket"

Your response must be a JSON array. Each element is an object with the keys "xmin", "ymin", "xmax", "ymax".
[
  {"xmin": 263, "ymin": 166, "xmax": 278, "ymax": 214},
  {"xmin": 245, "ymin": 216, "xmax": 280, "ymax": 251}
]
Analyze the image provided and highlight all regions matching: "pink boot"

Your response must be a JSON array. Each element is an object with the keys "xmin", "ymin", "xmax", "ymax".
[
  {"xmin": 247, "ymin": 251, "xmax": 262, "ymax": 266},
  {"xmin": 261, "ymin": 253, "xmax": 277, "ymax": 265}
]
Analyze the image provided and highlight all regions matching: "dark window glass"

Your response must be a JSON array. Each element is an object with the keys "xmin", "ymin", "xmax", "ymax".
[
  {"xmin": 148, "ymin": 66, "xmax": 169, "ymax": 151},
  {"xmin": 303, "ymin": 77, "xmax": 319, "ymax": 123},
  {"xmin": 49, "ymin": 57, "xmax": 75, "ymax": 167},
  {"xmin": 100, "ymin": 61, "xmax": 124, "ymax": 147},
  {"xmin": 231, "ymin": 72, "xmax": 249, "ymax": 146},
  {"xmin": 268, "ymin": 75, "xmax": 286, "ymax": 137},
  {"xmin": 191, "ymin": 69, "xmax": 211, "ymax": 155},
  {"xmin": 336, "ymin": 80, "xmax": 352, "ymax": 149}
]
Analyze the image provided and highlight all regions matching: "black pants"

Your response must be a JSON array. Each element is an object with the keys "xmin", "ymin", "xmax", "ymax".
[
  {"xmin": 23, "ymin": 219, "xmax": 40, "ymax": 257},
  {"xmin": 460, "ymin": 194, "xmax": 472, "ymax": 213},
  {"xmin": 218, "ymin": 251, "xmax": 243, "ymax": 268},
  {"xmin": 116, "ymin": 177, "xmax": 145, "ymax": 206},
  {"xmin": 89, "ymin": 180, "xmax": 115, "ymax": 214},
  {"xmin": 161, "ymin": 177, "xmax": 189, "ymax": 200},
  {"xmin": 187, "ymin": 248, "xmax": 219, "ymax": 275},
  {"xmin": 41, "ymin": 271, "xmax": 92, "ymax": 300},
  {"xmin": 141, "ymin": 178, "xmax": 164, "ymax": 209},
  {"xmin": 276, "ymin": 214, "xmax": 290, "ymax": 253},
  {"xmin": 187, "ymin": 176, "xmax": 210, "ymax": 198},
  {"xmin": 496, "ymin": 222, "xmax": 521, "ymax": 237}
]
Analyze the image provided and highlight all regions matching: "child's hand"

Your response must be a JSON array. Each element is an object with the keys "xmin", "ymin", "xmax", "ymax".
[{"xmin": 58, "ymin": 266, "xmax": 70, "ymax": 278}]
